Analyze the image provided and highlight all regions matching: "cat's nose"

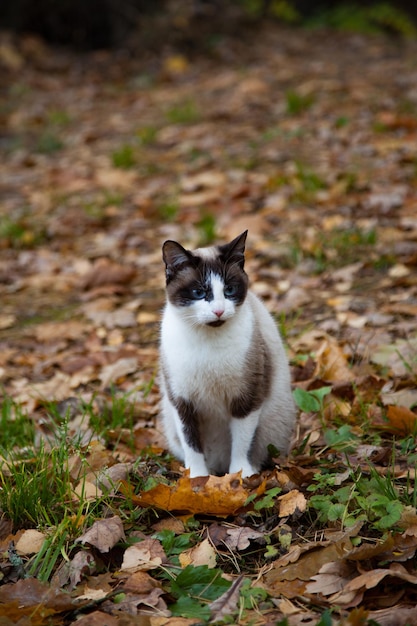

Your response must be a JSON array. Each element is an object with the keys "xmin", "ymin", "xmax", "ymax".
[{"xmin": 213, "ymin": 308, "xmax": 224, "ymax": 318}]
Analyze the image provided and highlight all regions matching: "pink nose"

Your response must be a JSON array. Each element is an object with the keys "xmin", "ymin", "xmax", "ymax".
[{"xmin": 213, "ymin": 309, "xmax": 224, "ymax": 318}]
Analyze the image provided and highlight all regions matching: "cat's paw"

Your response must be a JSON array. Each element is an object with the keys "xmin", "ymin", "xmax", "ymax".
[{"xmin": 229, "ymin": 460, "xmax": 257, "ymax": 478}]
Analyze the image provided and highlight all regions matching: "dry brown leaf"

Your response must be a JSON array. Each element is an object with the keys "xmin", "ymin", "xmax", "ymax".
[
  {"xmin": 264, "ymin": 525, "xmax": 361, "ymax": 588},
  {"xmin": 54, "ymin": 550, "xmax": 96, "ymax": 590},
  {"xmin": 0, "ymin": 577, "xmax": 75, "ymax": 611},
  {"xmin": 367, "ymin": 605, "xmax": 417, "ymax": 626},
  {"xmin": 72, "ymin": 611, "xmax": 119, "ymax": 626},
  {"xmin": 179, "ymin": 538, "xmax": 217, "ymax": 568},
  {"xmin": 75, "ymin": 516, "xmax": 125, "ymax": 553},
  {"xmin": 209, "ymin": 575, "xmax": 244, "ymax": 623},
  {"xmin": 77, "ymin": 586, "xmax": 108, "ymax": 602},
  {"xmin": 131, "ymin": 472, "xmax": 251, "ymax": 516},
  {"xmin": 223, "ymin": 526, "xmax": 266, "ymax": 551},
  {"xmin": 99, "ymin": 357, "xmax": 138, "ymax": 388},
  {"xmin": 385, "ymin": 405, "xmax": 417, "ymax": 436},
  {"xmin": 305, "ymin": 560, "xmax": 355, "ymax": 596},
  {"xmin": 34, "ymin": 320, "xmax": 88, "ymax": 342},
  {"xmin": 73, "ymin": 480, "xmax": 103, "ymax": 501},
  {"xmin": 329, "ymin": 562, "xmax": 417, "ymax": 606},
  {"xmin": 277, "ymin": 490, "xmax": 307, "ymax": 517},
  {"xmin": 15, "ymin": 529, "xmax": 46, "ymax": 555},
  {"xmin": 121, "ymin": 538, "xmax": 167, "ymax": 572},
  {"xmin": 315, "ymin": 336, "xmax": 355, "ymax": 382},
  {"xmin": 123, "ymin": 570, "xmax": 161, "ymax": 594},
  {"xmin": 82, "ymin": 258, "xmax": 136, "ymax": 289}
]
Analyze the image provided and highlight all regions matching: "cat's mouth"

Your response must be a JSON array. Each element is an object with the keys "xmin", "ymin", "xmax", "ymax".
[{"xmin": 207, "ymin": 320, "xmax": 226, "ymax": 328}]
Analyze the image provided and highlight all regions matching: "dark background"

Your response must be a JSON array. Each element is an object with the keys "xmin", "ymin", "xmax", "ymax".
[{"xmin": 0, "ymin": 0, "xmax": 416, "ymax": 50}]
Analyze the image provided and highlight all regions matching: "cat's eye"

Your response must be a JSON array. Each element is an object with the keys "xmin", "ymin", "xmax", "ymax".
[
  {"xmin": 192, "ymin": 288, "xmax": 206, "ymax": 299},
  {"xmin": 224, "ymin": 284, "xmax": 238, "ymax": 297}
]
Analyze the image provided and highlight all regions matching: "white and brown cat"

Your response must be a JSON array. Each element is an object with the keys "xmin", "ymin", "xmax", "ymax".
[{"xmin": 159, "ymin": 230, "xmax": 296, "ymax": 478}]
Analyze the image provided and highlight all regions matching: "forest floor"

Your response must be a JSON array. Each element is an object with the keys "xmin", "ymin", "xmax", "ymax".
[{"xmin": 1, "ymin": 20, "xmax": 417, "ymax": 626}]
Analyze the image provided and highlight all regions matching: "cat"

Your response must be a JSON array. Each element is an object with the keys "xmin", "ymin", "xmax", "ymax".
[{"xmin": 159, "ymin": 230, "xmax": 296, "ymax": 478}]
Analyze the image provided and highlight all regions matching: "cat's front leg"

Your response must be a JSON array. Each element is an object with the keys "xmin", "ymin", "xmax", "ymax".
[
  {"xmin": 174, "ymin": 397, "xmax": 209, "ymax": 477},
  {"xmin": 229, "ymin": 411, "xmax": 260, "ymax": 477}
]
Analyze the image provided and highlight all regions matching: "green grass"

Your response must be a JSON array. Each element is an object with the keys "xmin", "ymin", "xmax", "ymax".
[
  {"xmin": 166, "ymin": 99, "xmax": 201, "ymax": 124},
  {"xmin": 0, "ymin": 214, "xmax": 47, "ymax": 248},
  {"xmin": 112, "ymin": 144, "xmax": 136, "ymax": 169},
  {"xmin": 0, "ymin": 395, "xmax": 36, "ymax": 451},
  {"xmin": 88, "ymin": 388, "xmax": 136, "ymax": 450},
  {"xmin": 306, "ymin": 2, "xmax": 417, "ymax": 36},
  {"xmin": 158, "ymin": 199, "xmax": 179, "ymax": 221},
  {"xmin": 288, "ymin": 224, "xmax": 377, "ymax": 273},
  {"xmin": 36, "ymin": 131, "xmax": 64, "ymax": 154},
  {"xmin": 285, "ymin": 90, "xmax": 315, "ymax": 115}
]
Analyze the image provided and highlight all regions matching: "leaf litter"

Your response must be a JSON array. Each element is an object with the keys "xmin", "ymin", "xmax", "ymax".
[{"xmin": 1, "ymin": 16, "xmax": 417, "ymax": 626}]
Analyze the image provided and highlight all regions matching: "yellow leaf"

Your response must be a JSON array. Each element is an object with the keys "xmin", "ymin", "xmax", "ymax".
[{"xmin": 132, "ymin": 472, "xmax": 250, "ymax": 516}]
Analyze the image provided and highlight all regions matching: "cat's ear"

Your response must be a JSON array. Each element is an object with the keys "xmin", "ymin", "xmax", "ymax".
[
  {"xmin": 162, "ymin": 241, "xmax": 193, "ymax": 281},
  {"xmin": 219, "ymin": 230, "xmax": 248, "ymax": 267}
]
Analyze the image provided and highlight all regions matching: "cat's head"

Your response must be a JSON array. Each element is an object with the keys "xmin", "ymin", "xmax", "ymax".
[{"xmin": 162, "ymin": 231, "xmax": 249, "ymax": 328}]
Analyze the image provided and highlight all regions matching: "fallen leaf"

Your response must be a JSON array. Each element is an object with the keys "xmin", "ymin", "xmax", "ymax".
[
  {"xmin": 385, "ymin": 405, "xmax": 417, "ymax": 436},
  {"xmin": 131, "ymin": 473, "xmax": 250, "ymax": 516},
  {"xmin": 15, "ymin": 529, "xmax": 46, "ymax": 555},
  {"xmin": 121, "ymin": 538, "xmax": 167, "ymax": 572},
  {"xmin": 329, "ymin": 562, "xmax": 417, "ymax": 606},
  {"xmin": 99, "ymin": 357, "xmax": 138, "ymax": 388},
  {"xmin": 0, "ymin": 314, "xmax": 16, "ymax": 330},
  {"xmin": 53, "ymin": 549, "xmax": 96, "ymax": 590},
  {"xmin": 305, "ymin": 560, "xmax": 355, "ymax": 596},
  {"xmin": 76, "ymin": 586, "xmax": 108, "ymax": 602},
  {"xmin": 72, "ymin": 611, "xmax": 119, "ymax": 626},
  {"xmin": 179, "ymin": 538, "xmax": 217, "ymax": 568},
  {"xmin": 209, "ymin": 575, "xmax": 244, "ymax": 623},
  {"xmin": 82, "ymin": 258, "xmax": 136, "ymax": 289},
  {"xmin": 0, "ymin": 577, "xmax": 75, "ymax": 611},
  {"xmin": 75, "ymin": 516, "xmax": 125, "ymax": 553},
  {"xmin": 277, "ymin": 490, "xmax": 307, "ymax": 517},
  {"xmin": 223, "ymin": 527, "xmax": 266, "ymax": 551},
  {"xmin": 315, "ymin": 336, "xmax": 355, "ymax": 382}
]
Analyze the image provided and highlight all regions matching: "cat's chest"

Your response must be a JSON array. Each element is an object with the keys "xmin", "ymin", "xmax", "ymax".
[{"xmin": 161, "ymin": 309, "xmax": 252, "ymax": 394}]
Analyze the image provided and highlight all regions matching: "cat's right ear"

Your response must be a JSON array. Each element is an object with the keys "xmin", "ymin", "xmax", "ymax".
[{"xmin": 162, "ymin": 241, "xmax": 192, "ymax": 282}]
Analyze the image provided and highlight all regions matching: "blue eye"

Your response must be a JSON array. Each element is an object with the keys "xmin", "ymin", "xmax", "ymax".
[
  {"xmin": 192, "ymin": 288, "xmax": 206, "ymax": 300},
  {"xmin": 224, "ymin": 284, "xmax": 238, "ymax": 297}
]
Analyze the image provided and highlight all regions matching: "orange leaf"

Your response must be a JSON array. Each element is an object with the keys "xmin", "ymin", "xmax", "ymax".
[
  {"xmin": 386, "ymin": 405, "xmax": 417, "ymax": 436},
  {"xmin": 315, "ymin": 337, "xmax": 354, "ymax": 382},
  {"xmin": 131, "ymin": 472, "xmax": 251, "ymax": 516}
]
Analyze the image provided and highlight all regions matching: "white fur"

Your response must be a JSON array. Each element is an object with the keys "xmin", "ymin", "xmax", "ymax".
[{"xmin": 160, "ymin": 285, "xmax": 296, "ymax": 478}]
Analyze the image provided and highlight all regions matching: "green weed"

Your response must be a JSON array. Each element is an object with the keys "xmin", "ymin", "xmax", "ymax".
[
  {"xmin": 0, "ymin": 437, "xmax": 75, "ymax": 528},
  {"xmin": 308, "ymin": 465, "xmax": 405, "ymax": 532},
  {"xmin": 158, "ymin": 199, "xmax": 179, "ymax": 221},
  {"xmin": 197, "ymin": 213, "xmax": 217, "ymax": 246},
  {"xmin": 88, "ymin": 389, "xmax": 136, "ymax": 450},
  {"xmin": 0, "ymin": 213, "xmax": 47, "ymax": 249},
  {"xmin": 136, "ymin": 125, "xmax": 158, "ymax": 145},
  {"xmin": 0, "ymin": 396, "xmax": 36, "ymax": 451},
  {"xmin": 285, "ymin": 90, "xmax": 315, "ymax": 115},
  {"xmin": 166, "ymin": 99, "xmax": 201, "ymax": 124},
  {"xmin": 293, "ymin": 386, "xmax": 332, "ymax": 415},
  {"xmin": 112, "ymin": 144, "xmax": 136, "ymax": 169},
  {"xmin": 240, "ymin": 0, "xmax": 300, "ymax": 22},
  {"xmin": 164, "ymin": 564, "xmax": 231, "ymax": 619},
  {"xmin": 47, "ymin": 108, "xmax": 71, "ymax": 126},
  {"xmin": 306, "ymin": 2, "xmax": 417, "ymax": 36},
  {"xmin": 36, "ymin": 131, "xmax": 64, "ymax": 154},
  {"xmin": 290, "ymin": 225, "xmax": 377, "ymax": 273}
]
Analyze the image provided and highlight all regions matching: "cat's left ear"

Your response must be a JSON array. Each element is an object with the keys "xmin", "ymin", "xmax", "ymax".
[
  {"xmin": 220, "ymin": 230, "xmax": 248, "ymax": 267},
  {"xmin": 162, "ymin": 240, "xmax": 193, "ymax": 282}
]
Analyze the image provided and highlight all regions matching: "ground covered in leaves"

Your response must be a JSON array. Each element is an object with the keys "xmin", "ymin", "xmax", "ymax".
[{"xmin": 1, "ymin": 21, "xmax": 417, "ymax": 626}]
